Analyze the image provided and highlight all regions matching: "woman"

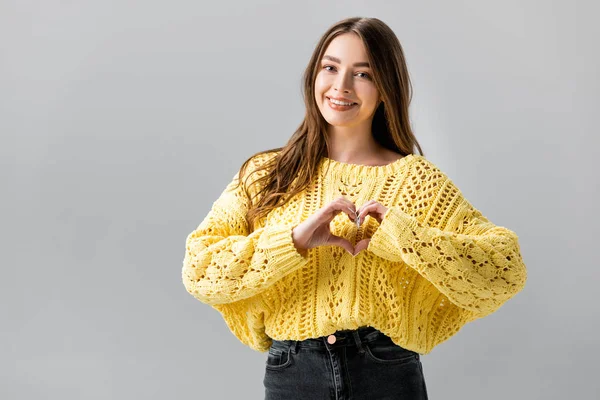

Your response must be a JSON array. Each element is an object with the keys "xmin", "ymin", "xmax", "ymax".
[{"xmin": 182, "ymin": 17, "xmax": 527, "ymax": 400}]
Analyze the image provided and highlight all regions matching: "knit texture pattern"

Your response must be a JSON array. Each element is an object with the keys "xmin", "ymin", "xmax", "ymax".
[{"xmin": 182, "ymin": 151, "xmax": 527, "ymax": 354}]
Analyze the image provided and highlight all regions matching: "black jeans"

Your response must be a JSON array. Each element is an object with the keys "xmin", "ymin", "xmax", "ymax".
[{"xmin": 263, "ymin": 326, "xmax": 429, "ymax": 400}]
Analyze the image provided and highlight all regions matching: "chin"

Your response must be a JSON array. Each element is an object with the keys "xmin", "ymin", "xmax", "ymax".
[{"xmin": 325, "ymin": 118, "xmax": 355, "ymax": 127}]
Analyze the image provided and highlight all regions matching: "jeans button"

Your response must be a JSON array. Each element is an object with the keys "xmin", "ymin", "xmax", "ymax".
[{"xmin": 327, "ymin": 334, "xmax": 337, "ymax": 344}]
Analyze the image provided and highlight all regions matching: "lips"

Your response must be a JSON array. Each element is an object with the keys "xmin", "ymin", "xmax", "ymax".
[
  {"xmin": 326, "ymin": 97, "xmax": 358, "ymax": 111},
  {"xmin": 326, "ymin": 96, "xmax": 357, "ymax": 105}
]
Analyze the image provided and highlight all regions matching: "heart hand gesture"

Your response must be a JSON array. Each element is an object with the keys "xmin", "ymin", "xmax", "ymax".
[{"xmin": 291, "ymin": 196, "xmax": 388, "ymax": 256}]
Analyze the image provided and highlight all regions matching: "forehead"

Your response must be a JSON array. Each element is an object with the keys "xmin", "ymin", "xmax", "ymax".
[{"xmin": 322, "ymin": 33, "xmax": 369, "ymax": 62}]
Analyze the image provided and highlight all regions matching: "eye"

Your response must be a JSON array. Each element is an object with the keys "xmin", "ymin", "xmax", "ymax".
[{"xmin": 323, "ymin": 65, "xmax": 372, "ymax": 80}]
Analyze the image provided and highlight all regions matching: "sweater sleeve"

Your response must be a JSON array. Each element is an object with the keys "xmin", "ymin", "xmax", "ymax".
[
  {"xmin": 367, "ymin": 163, "xmax": 527, "ymax": 319},
  {"xmin": 181, "ymin": 166, "xmax": 309, "ymax": 306}
]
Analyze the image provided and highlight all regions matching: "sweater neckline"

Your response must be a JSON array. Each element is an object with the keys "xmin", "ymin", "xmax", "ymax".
[{"xmin": 319, "ymin": 153, "xmax": 418, "ymax": 176}]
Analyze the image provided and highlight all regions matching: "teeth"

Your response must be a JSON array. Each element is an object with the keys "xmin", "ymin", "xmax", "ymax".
[{"xmin": 329, "ymin": 97, "xmax": 355, "ymax": 106}]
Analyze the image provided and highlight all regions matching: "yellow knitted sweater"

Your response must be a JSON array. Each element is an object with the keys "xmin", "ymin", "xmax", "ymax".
[{"xmin": 182, "ymin": 151, "xmax": 527, "ymax": 354}]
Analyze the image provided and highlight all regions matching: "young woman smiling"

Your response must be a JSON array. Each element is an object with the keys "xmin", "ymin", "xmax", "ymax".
[{"xmin": 182, "ymin": 16, "xmax": 527, "ymax": 400}]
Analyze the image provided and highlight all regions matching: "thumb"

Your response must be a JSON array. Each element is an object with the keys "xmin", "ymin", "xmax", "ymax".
[
  {"xmin": 328, "ymin": 234, "xmax": 355, "ymax": 255},
  {"xmin": 353, "ymin": 238, "xmax": 370, "ymax": 255}
]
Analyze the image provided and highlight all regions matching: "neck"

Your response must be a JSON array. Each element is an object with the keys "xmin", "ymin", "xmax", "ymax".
[{"xmin": 326, "ymin": 123, "xmax": 383, "ymax": 163}]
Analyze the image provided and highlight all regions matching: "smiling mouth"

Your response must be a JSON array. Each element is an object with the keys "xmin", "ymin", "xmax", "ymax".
[{"xmin": 326, "ymin": 96, "xmax": 358, "ymax": 106}]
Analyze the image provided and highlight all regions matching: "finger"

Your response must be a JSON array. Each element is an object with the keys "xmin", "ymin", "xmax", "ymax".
[
  {"xmin": 320, "ymin": 202, "xmax": 347, "ymax": 224},
  {"xmin": 356, "ymin": 204, "xmax": 370, "ymax": 223},
  {"xmin": 356, "ymin": 200, "xmax": 376, "ymax": 218},
  {"xmin": 328, "ymin": 234, "xmax": 355, "ymax": 255},
  {"xmin": 358, "ymin": 203, "xmax": 382, "ymax": 224},
  {"xmin": 341, "ymin": 197, "xmax": 357, "ymax": 214},
  {"xmin": 353, "ymin": 238, "xmax": 370, "ymax": 255},
  {"xmin": 346, "ymin": 206, "xmax": 356, "ymax": 222},
  {"xmin": 333, "ymin": 197, "xmax": 357, "ymax": 221},
  {"xmin": 340, "ymin": 198, "xmax": 359, "ymax": 224}
]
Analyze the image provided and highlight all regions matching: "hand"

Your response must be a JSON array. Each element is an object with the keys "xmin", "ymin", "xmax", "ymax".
[
  {"xmin": 291, "ymin": 196, "xmax": 358, "ymax": 256},
  {"xmin": 292, "ymin": 197, "xmax": 388, "ymax": 256},
  {"xmin": 353, "ymin": 200, "xmax": 388, "ymax": 255}
]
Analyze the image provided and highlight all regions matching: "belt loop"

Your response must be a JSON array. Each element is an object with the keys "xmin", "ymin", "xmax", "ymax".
[
  {"xmin": 291, "ymin": 340, "xmax": 299, "ymax": 354},
  {"xmin": 352, "ymin": 330, "xmax": 365, "ymax": 354}
]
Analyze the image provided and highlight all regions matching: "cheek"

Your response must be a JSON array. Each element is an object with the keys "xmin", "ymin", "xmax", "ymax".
[
  {"xmin": 314, "ymin": 74, "xmax": 330, "ymax": 95},
  {"xmin": 359, "ymin": 87, "xmax": 380, "ymax": 107}
]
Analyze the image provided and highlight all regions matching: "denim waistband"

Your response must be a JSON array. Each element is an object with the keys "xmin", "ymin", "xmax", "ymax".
[{"xmin": 270, "ymin": 325, "xmax": 407, "ymax": 354}]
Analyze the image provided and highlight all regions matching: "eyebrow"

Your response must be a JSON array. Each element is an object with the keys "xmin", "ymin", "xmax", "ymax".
[{"xmin": 322, "ymin": 55, "xmax": 370, "ymax": 68}]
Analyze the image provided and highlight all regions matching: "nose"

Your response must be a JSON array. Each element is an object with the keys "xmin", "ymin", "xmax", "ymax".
[{"xmin": 333, "ymin": 69, "xmax": 353, "ymax": 93}]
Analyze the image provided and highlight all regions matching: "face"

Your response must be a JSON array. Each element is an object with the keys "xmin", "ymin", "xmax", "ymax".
[{"xmin": 314, "ymin": 33, "xmax": 381, "ymax": 128}]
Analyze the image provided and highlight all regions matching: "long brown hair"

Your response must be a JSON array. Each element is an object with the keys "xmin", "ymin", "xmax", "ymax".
[{"xmin": 235, "ymin": 17, "xmax": 424, "ymax": 231}]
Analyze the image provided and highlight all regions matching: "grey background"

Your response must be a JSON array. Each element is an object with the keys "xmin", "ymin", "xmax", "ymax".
[{"xmin": 2, "ymin": 0, "xmax": 598, "ymax": 399}]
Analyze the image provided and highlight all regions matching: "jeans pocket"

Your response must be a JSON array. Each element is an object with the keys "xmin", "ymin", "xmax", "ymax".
[
  {"xmin": 364, "ymin": 340, "xmax": 418, "ymax": 365},
  {"xmin": 265, "ymin": 345, "xmax": 294, "ymax": 370}
]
